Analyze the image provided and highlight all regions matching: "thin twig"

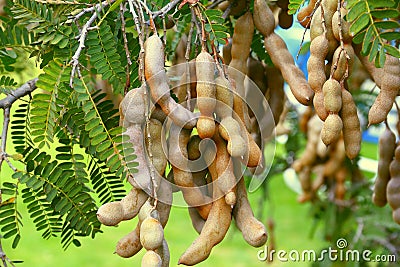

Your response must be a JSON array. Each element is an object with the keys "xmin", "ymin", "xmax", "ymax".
[
  {"xmin": 72, "ymin": 0, "xmax": 112, "ymax": 21},
  {"xmin": 0, "ymin": 78, "xmax": 38, "ymax": 109},
  {"xmin": 207, "ymin": 0, "xmax": 225, "ymax": 9},
  {"xmin": 152, "ymin": 0, "xmax": 181, "ymax": 20}
]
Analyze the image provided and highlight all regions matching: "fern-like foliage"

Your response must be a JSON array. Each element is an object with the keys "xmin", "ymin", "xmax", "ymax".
[
  {"xmin": 347, "ymin": 0, "xmax": 400, "ymax": 67},
  {"xmin": 30, "ymin": 59, "xmax": 72, "ymax": 148},
  {"xmin": 12, "ymin": 146, "xmax": 101, "ymax": 249},
  {"xmin": 0, "ymin": 76, "xmax": 18, "ymax": 94},
  {"xmin": 288, "ymin": 0, "xmax": 306, "ymax": 15},
  {"xmin": 0, "ymin": 182, "xmax": 22, "ymax": 249},
  {"xmin": 86, "ymin": 22, "xmax": 126, "ymax": 94},
  {"xmin": 203, "ymin": 9, "xmax": 229, "ymax": 47},
  {"xmin": 11, "ymin": 103, "xmax": 34, "ymax": 154}
]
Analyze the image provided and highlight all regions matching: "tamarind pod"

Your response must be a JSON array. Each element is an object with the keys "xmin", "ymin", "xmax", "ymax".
[
  {"xmin": 120, "ymin": 86, "xmax": 146, "ymax": 126},
  {"xmin": 323, "ymin": 137, "xmax": 346, "ymax": 177},
  {"xmin": 147, "ymin": 119, "xmax": 167, "ymax": 177},
  {"xmin": 308, "ymin": 34, "xmax": 329, "ymax": 120},
  {"xmin": 179, "ymin": 154, "xmax": 232, "ymax": 265},
  {"xmin": 373, "ymin": 126, "xmax": 396, "ymax": 207},
  {"xmin": 316, "ymin": 135, "xmax": 329, "ymax": 158},
  {"xmin": 233, "ymin": 177, "xmax": 268, "ymax": 247},
  {"xmin": 353, "ymin": 45, "xmax": 383, "ymax": 88},
  {"xmin": 140, "ymin": 217, "xmax": 164, "ymax": 250},
  {"xmin": 215, "ymin": 76, "xmax": 234, "ymax": 120},
  {"xmin": 188, "ymin": 207, "xmax": 206, "ymax": 234},
  {"xmin": 214, "ymin": 126, "xmax": 237, "ymax": 205},
  {"xmin": 323, "ymin": 79, "xmax": 342, "ymax": 113},
  {"xmin": 222, "ymin": 39, "xmax": 232, "ymax": 65},
  {"xmin": 229, "ymin": 12, "xmax": 254, "ymax": 131},
  {"xmin": 368, "ymin": 56, "xmax": 400, "ymax": 125},
  {"xmin": 125, "ymin": 125, "xmax": 152, "ymax": 190},
  {"xmin": 297, "ymin": 0, "xmax": 318, "ymax": 28},
  {"xmin": 173, "ymin": 60, "xmax": 197, "ymax": 106},
  {"xmin": 196, "ymin": 51, "xmax": 216, "ymax": 139},
  {"xmin": 168, "ymin": 124, "xmax": 212, "ymax": 219},
  {"xmin": 278, "ymin": 8, "xmax": 293, "ymax": 29},
  {"xmin": 310, "ymin": 6, "xmax": 323, "ymax": 41},
  {"xmin": 155, "ymin": 239, "xmax": 170, "ymax": 267},
  {"xmin": 247, "ymin": 57, "xmax": 269, "ymax": 95},
  {"xmin": 144, "ymin": 35, "xmax": 196, "ymax": 129},
  {"xmin": 142, "ymin": 250, "xmax": 162, "ymax": 267},
  {"xmin": 266, "ymin": 65, "xmax": 285, "ymax": 125},
  {"xmin": 332, "ymin": 8, "xmax": 352, "ymax": 43},
  {"xmin": 388, "ymin": 146, "xmax": 400, "ymax": 224},
  {"xmin": 331, "ymin": 44, "xmax": 355, "ymax": 81},
  {"xmin": 340, "ymin": 89, "xmax": 361, "ymax": 159},
  {"xmin": 157, "ymin": 180, "xmax": 172, "ymax": 228},
  {"xmin": 97, "ymin": 202, "xmax": 124, "ymax": 226},
  {"xmin": 321, "ymin": 0, "xmax": 338, "ymax": 58},
  {"xmin": 217, "ymin": 0, "xmax": 247, "ymax": 16},
  {"xmin": 219, "ymin": 116, "xmax": 247, "ymax": 158},
  {"xmin": 120, "ymin": 188, "xmax": 148, "ymax": 221},
  {"xmin": 311, "ymin": 164, "xmax": 325, "ymax": 192},
  {"xmin": 188, "ymin": 135, "xmax": 202, "ymax": 160},
  {"xmin": 297, "ymin": 166, "xmax": 312, "ymax": 203},
  {"xmin": 253, "ymin": 0, "xmax": 275, "ymax": 37},
  {"xmin": 321, "ymin": 115, "xmax": 343, "ymax": 146},
  {"xmin": 115, "ymin": 224, "xmax": 143, "ymax": 258},
  {"xmin": 264, "ymin": 33, "xmax": 314, "ymax": 105}
]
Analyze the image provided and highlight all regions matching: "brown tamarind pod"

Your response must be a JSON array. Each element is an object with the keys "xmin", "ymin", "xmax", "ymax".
[
  {"xmin": 297, "ymin": 166, "xmax": 312, "ymax": 203},
  {"xmin": 321, "ymin": 0, "xmax": 339, "ymax": 58},
  {"xmin": 340, "ymin": 88, "xmax": 361, "ymax": 159},
  {"xmin": 188, "ymin": 207, "xmax": 206, "ymax": 234},
  {"xmin": 332, "ymin": 8, "xmax": 352, "ymax": 43},
  {"xmin": 168, "ymin": 124, "xmax": 212, "ymax": 219},
  {"xmin": 217, "ymin": 0, "xmax": 247, "ymax": 17},
  {"xmin": 178, "ymin": 152, "xmax": 232, "ymax": 265},
  {"xmin": 335, "ymin": 166, "xmax": 347, "ymax": 200},
  {"xmin": 373, "ymin": 126, "xmax": 396, "ymax": 207},
  {"xmin": 144, "ymin": 35, "xmax": 196, "ymax": 129},
  {"xmin": 388, "ymin": 146, "xmax": 400, "ymax": 224},
  {"xmin": 323, "ymin": 137, "xmax": 345, "ymax": 177},
  {"xmin": 278, "ymin": 8, "xmax": 293, "ymax": 29},
  {"xmin": 229, "ymin": 12, "xmax": 254, "ymax": 131},
  {"xmin": 115, "ymin": 224, "xmax": 142, "ymax": 258},
  {"xmin": 196, "ymin": 51, "xmax": 216, "ymax": 139},
  {"xmin": 142, "ymin": 250, "xmax": 162, "ymax": 267},
  {"xmin": 233, "ymin": 176, "xmax": 268, "ymax": 247},
  {"xmin": 264, "ymin": 33, "xmax": 314, "ymax": 106},
  {"xmin": 222, "ymin": 39, "xmax": 232, "ymax": 65},
  {"xmin": 253, "ymin": 0, "xmax": 275, "ymax": 37},
  {"xmin": 331, "ymin": 44, "xmax": 355, "ymax": 81},
  {"xmin": 297, "ymin": 0, "xmax": 318, "ymax": 28},
  {"xmin": 308, "ymin": 34, "xmax": 329, "ymax": 121},
  {"xmin": 265, "ymin": 64, "xmax": 285, "ymax": 126},
  {"xmin": 155, "ymin": 239, "xmax": 170, "ymax": 267},
  {"xmin": 368, "ymin": 55, "xmax": 400, "ymax": 126}
]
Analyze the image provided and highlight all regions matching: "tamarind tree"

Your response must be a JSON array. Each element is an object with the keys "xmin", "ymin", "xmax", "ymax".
[{"xmin": 0, "ymin": 0, "xmax": 399, "ymax": 266}]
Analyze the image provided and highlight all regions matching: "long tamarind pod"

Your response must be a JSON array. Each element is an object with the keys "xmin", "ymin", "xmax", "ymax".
[
  {"xmin": 144, "ymin": 35, "xmax": 196, "ymax": 129},
  {"xmin": 320, "ymin": 0, "xmax": 338, "ymax": 58},
  {"xmin": 368, "ymin": 55, "xmax": 400, "ymax": 125},
  {"xmin": 340, "ymin": 88, "xmax": 361, "ymax": 159},
  {"xmin": 115, "ymin": 223, "xmax": 142, "ymax": 258},
  {"xmin": 188, "ymin": 207, "xmax": 206, "ymax": 234},
  {"xmin": 155, "ymin": 239, "xmax": 170, "ymax": 267},
  {"xmin": 308, "ymin": 34, "xmax": 329, "ymax": 120},
  {"xmin": 196, "ymin": 51, "xmax": 216, "ymax": 138},
  {"xmin": 264, "ymin": 33, "xmax": 314, "ymax": 105},
  {"xmin": 388, "ymin": 146, "xmax": 400, "ymax": 224},
  {"xmin": 215, "ymin": 76, "xmax": 247, "ymax": 157},
  {"xmin": 119, "ymin": 86, "xmax": 146, "ymax": 126},
  {"xmin": 233, "ymin": 176, "xmax": 268, "ymax": 247},
  {"xmin": 253, "ymin": 0, "xmax": 275, "ymax": 37},
  {"xmin": 297, "ymin": 0, "xmax": 318, "ymax": 28},
  {"xmin": 323, "ymin": 137, "xmax": 345, "ymax": 177},
  {"xmin": 228, "ymin": 12, "xmax": 254, "ymax": 131},
  {"xmin": 178, "ymin": 151, "xmax": 232, "ymax": 266},
  {"xmin": 373, "ymin": 126, "xmax": 396, "ymax": 207},
  {"xmin": 265, "ymin": 65, "xmax": 285, "ymax": 126},
  {"xmin": 168, "ymin": 123, "xmax": 212, "ymax": 219}
]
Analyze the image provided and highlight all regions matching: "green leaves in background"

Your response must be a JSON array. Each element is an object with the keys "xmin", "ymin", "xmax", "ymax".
[{"xmin": 347, "ymin": 0, "xmax": 400, "ymax": 67}]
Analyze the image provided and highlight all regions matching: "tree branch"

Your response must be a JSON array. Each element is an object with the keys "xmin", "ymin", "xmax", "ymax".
[
  {"xmin": 0, "ymin": 78, "xmax": 38, "ymax": 109},
  {"xmin": 152, "ymin": 0, "xmax": 181, "ymax": 20}
]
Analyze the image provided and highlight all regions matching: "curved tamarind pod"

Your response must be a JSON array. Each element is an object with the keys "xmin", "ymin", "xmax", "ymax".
[
  {"xmin": 147, "ymin": 119, "xmax": 167, "ymax": 177},
  {"xmin": 233, "ymin": 177, "xmax": 268, "ymax": 247},
  {"xmin": 196, "ymin": 51, "xmax": 216, "ymax": 138},
  {"xmin": 321, "ymin": 0, "xmax": 338, "ymax": 58},
  {"xmin": 144, "ymin": 35, "xmax": 196, "ymax": 129},
  {"xmin": 373, "ymin": 126, "xmax": 396, "ymax": 207},
  {"xmin": 214, "ymin": 126, "xmax": 237, "ymax": 205},
  {"xmin": 124, "ymin": 124, "xmax": 152, "ymax": 190},
  {"xmin": 297, "ymin": 0, "xmax": 318, "ymax": 28},
  {"xmin": 178, "ymin": 154, "xmax": 232, "ymax": 266},
  {"xmin": 368, "ymin": 56, "xmax": 400, "ymax": 125},
  {"xmin": 331, "ymin": 44, "xmax": 355, "ymax": 81},
  {"xmin": 168, "ymin": 124, "xmax": 212, "ymax": 219},
  {"xmin": 388, "ymin": 146, "xmax": 400, "ymax": 224},
  {"xmin": 222, "ymin": 39, "xmax": 232, "ymax": 65},
  {"xmin": 188, "ymin": 207, "xmax": 206, "ymax": 234},
  {"xmin": 264, "ymin": 33, "xmax": 314, "ymax": 105},
  {"xmin": 308, "ymin": 34, "xmax": 329, "ymax": 121},
  {"xmin": 142, "ymin": 250, "xmax": 162, "ymax": 267},
  {"xmin": 115, "ymin": 224, "xmax": 142, "ymax": 258},
  {"xmin": 310, "ymin": 6, "xmax": 323, "ymax": 41},
  {"xmin": 120, "ymin": 86, "xmax": 146, "ymax": 126},
  {"xmin": 229, "ymin": 12, "xmax": 254, "ymax": 131},
  {"xmin": 265, "ymin": 64, "xmax": 285, "ymax": 126},
  {"xmin": 340, "ymin": 89, "xmax": 361, "ymax": 159},
  {"xmin": 215, "ymin": 76, "xmax": 247, "ymax": 157},
  {"xmin": 332, "ymin": 8, "xmax": 352, "ymax": 43},
  {"xmin": 97, "ymin": 202, "xmax": 124, "ymax": 226},
  {"xmin": 150, "ymin": 105, "xmax": 167, "ymax": 124},
  {"xmin": 253, "ymin": 0, "xmax": 275, "ymax": 37}
]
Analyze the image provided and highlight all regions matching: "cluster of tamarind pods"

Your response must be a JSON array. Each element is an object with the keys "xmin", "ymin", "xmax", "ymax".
[{"xmin": 95, "ymin": 0, "xmax": 400, "ymax": 265}]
